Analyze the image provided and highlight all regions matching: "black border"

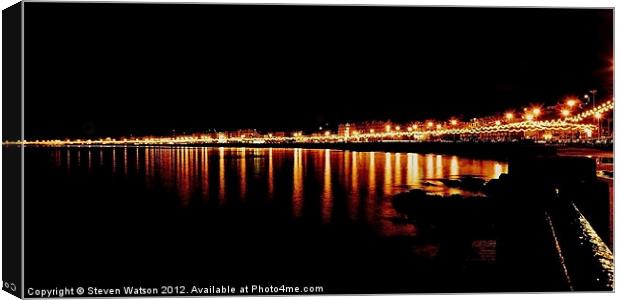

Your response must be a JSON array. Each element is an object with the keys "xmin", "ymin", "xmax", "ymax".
[{"xmin": 2, "ymin": 1, "xmax": 24, "ymax": 298}]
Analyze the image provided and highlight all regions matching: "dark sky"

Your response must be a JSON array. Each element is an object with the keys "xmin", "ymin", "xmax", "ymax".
[{"xmin": 24, "ymin": 3, "xmax": 613, "ymax": 139}]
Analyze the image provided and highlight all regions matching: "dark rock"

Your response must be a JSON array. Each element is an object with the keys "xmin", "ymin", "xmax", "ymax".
[{"xmin": 460, "ymin": 176, "xmax": 486, "ymax": 191}]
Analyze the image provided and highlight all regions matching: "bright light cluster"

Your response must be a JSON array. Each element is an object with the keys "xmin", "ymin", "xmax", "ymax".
[
  {"xmin": 4, "ymin": 99, "xmax": 613, "ymax": 146},
  {"xmin": 299, "ymin": 120, "xmax": 596, "ymax": 141},
  {"xmin": 566, "ymin": 100, "xmax": 614, "ymax": 122}
]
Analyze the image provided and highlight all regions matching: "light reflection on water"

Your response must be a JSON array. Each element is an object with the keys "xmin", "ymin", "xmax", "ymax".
[{"xmin": 52, "ymin": 146, "xmax": 508, "ymax": 236}]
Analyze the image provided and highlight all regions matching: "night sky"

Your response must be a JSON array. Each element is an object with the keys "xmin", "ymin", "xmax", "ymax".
[{"xmin": 24, "ymin": 3, "xmax": 613, "ymax": 139}]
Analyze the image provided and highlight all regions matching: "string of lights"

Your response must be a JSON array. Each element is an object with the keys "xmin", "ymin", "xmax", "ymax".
[{"xmin": 5, "ymin": 99, "xmax": 612, "ymax": 146}]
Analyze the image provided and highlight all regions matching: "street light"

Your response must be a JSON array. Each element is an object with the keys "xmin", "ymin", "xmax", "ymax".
[
  {"xmin": 505, "ymin": 112, "xmax": 514, "ymax": 121},
  {"xmin": 587, "ymin": 90, "xmax": 600, "ymax": 138},
  {"xmin": 594, "ymin": 112, "xmax": 603, "ymax": 137},
  {"xmin": 532, "ymin": 107, "xmax": 541, "ymax": 116},
  {"xmin": 450, "ymin": 119, "xmax": 458, "ymax": 126},
  {"xmin": 594, "ymin": 112, "xmax": 602, "ymax": 119},
  {"xmin": 567, "ymin": 99, "xmax": 577, "ymax": 107},
  {"xmin": 589, "ymin": 90, "xmax": 598, "ymax": 107},
  {"xmin": 561, "ymin": 109, "xmax": 570, "ymax": 117}
]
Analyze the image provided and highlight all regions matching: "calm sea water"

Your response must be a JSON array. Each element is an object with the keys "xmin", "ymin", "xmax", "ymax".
[
  {"xmin": 25, "ymin": 146, "xmax": 508, "ymax": 293},
  {"xmin": 44, "ymin": 146, "xmax": 506, "ymax": 235}
]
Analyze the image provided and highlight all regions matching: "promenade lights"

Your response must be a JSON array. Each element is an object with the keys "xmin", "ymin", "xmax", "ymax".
[
  {"xmin": 495, "ymin": 120, "xmax": 501, "ymax": 126},
  {"xmin": 427, "ymin": 122, "xmax": 434, "ymax": 128},
  {"xmin": 407, "ymin": 127, "xmax": 413, "ymax": 132},
  {"xmin": 561, "ymin": 109, "xmax": 570, "ymax": 117},
  {"xmin": 593, "ymin": 112, "xmax": 603, "ymax": 138},
  {"xmin": 385, "ymin": 125, "xmax": 391, "ymax": 132},
  {"xmin": 450, "ymin": 119, "xmax": 458, "ymax": 126},
  {"xmin": 532, "ymin": 107, "xmax": 541, "ymax": 117},
  {"xmin": 525, "ymin": 114, "xmax": 534, "ymax": 121},
  {"xmin": 567, "ymin": 99, "xmax": 577, "ymax": 107},
  {"xmin": 395, "ymin": 126, "xmax": 401, "ymax": 131},
  {"xmin": 324, "ymin": 131, "xmax": 331, "ymax": 136},
  {"xmin": 505, "ymin": 112, "xmax": 514, "ymax": 121},
  {"xmin": 594, "ymin": 112, "xmax": 602, "ymax": 119}
]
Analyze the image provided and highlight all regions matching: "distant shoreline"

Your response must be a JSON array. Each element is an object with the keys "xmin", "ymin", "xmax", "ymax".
[{"xmin": 23, "ymin": 141, "xmax": 613, "ymax": 161}]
